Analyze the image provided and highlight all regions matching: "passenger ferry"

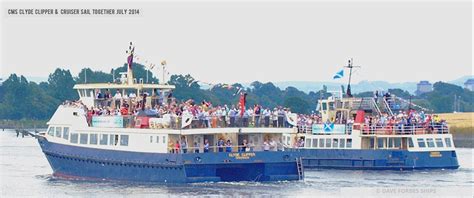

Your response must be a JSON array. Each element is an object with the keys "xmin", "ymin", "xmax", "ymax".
[
  {"xmin": 36, "ymin": 46, "xmax": 304, "ymax": 183},
  {"xmin": 287, "ymin": 69, "xmax": 460, "ymax": 170}
]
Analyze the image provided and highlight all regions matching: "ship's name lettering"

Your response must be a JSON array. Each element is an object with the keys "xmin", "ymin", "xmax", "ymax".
[{"xmin": 228, "ymin": 153, "xmax": 256, "ymax": 160}]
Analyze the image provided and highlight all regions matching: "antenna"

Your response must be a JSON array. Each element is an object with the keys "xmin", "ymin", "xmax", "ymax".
[{"xmin": 344, "ymin": 58, "xmax": 361, "ymax": 97}]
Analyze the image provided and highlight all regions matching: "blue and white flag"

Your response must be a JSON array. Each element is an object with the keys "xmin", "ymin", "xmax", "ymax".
[
  {"xmin": 324, "ymin": 123, "xmax": 335, "ymax": 132},
  {"xmin": 333, "ymin": 69, "xmax": 344, "ymax": 79}
]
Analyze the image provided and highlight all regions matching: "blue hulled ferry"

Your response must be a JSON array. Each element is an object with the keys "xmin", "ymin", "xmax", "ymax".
[
  {"xmin": 36, "ymin": 45, "xmax": 304, "ymax": 183},
  {"xmin": 287, "ymin": 93, "xmax": 459, "ymax": 170},
  {"xmin": 285, "ymin": 60, "xmax": 459, "ymax": 170}
]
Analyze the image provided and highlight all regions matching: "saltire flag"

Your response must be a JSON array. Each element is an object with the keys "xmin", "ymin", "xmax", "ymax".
[
  {"xmin": 233, "ymin": 87, "xmax": 243, "ymax": 96},
  {"xmin": 333, "ymin": 69, "xmax": 344, "ymax": 79}
]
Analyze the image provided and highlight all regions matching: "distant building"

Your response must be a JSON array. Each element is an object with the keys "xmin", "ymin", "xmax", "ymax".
[
  {"xmin": 464, "ymin": 78, "xmax": 474, "ymax": 91},
  {"xmin": 415, "ymin": 80, "xmax": 432, "ymax": 95}
]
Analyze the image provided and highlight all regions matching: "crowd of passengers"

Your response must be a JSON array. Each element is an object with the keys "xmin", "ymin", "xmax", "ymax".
[
  {"xmin": 63, "ymin": 89, "xmax": 448, "ymax": 133},
  {"xmin": 360, "ymin": 110, "xmax": 448, "ymax": 134},
  {"xmin": 81, "ymin": 89, "xmax": 307, "ymax": 128},
  {"xmin": 168, "ymin": 137, "xmax": 289, "ymax": 154}
]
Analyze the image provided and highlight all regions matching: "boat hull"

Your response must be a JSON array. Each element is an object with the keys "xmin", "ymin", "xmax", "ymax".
[
  {"xmin": 38, "ymin": 137, "xmax": 301, "ymax": 183},
  {"xmin": 290, "ymin": 149, "xmax": 459, "ymax": 170}
]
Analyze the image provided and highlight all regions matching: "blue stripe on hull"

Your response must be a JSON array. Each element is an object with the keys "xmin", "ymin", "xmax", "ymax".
[
  {"xmin": 38, "ymin": 138, "xmax": 301, "ymax": 183},
  {"xmin": 290, "ymin": 149, "xmax": 460, "ymax": 170}
]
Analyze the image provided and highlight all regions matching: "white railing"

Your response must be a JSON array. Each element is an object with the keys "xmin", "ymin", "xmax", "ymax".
[{"xmin": 359, "ymin": 124, "xmax": 449, "ymax": 135}]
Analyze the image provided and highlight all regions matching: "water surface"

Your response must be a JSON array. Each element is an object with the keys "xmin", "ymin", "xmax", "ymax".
[{"xmin": 0, "ymin": 130, "xmax": 472, "ymax": 197}]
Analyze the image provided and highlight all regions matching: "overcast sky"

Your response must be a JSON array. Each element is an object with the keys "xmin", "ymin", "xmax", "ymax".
[{"xmin": 1, "ymin": 0, "xmax": 472, "ymax": 84}]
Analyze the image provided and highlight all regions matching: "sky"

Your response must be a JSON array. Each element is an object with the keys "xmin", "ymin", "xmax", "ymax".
[{"xmin": 1, "ymin": 0, "xmax": 472, "ymax": 84}]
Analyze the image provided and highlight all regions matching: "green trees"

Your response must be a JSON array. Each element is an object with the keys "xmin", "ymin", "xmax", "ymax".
[
  {"xmin": 0, "ymin": 74, "xmax": 58, "ymax": 120},
  {"xmin": 417, "ymin": 82, "xmax": 474, "ymax": 113},
  {"xmin": 47, "ymin": 69, "xmax": 78, "ymax": 102},
  {"xmin": 0, "ymin": 65, "xmax": 473, "ymax": 121}
]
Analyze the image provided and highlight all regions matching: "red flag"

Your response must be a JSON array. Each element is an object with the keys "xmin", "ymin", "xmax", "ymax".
[{"xmin": 239, "ymin": 92, "xmax": 247, "ymax": 117}]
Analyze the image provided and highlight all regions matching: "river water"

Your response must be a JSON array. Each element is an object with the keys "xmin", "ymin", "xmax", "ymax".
[{"xmin": 0, "ymin": 130, "xmax": 472, "ymax": 197}]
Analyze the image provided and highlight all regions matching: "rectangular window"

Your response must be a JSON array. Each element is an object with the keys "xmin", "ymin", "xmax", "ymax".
[
  {"xmin": 332, "ymin": 138, "xmax": 338, "ymax": 148},
  {"xmin": 306, "ymin": 138, "xmax": 312, "ymax": 148},
  {"xmin": 63, "ymin": 127, "xmax": 69, "ymax": 140},
  {"xmin": 325, "ymin": 138, "xmax": 331, "ymax": 148},
  {"xmin": 163, "ymin": 136, "xmax": 166, "ymax": 144},
  {"xmin": 100, "ymin": 134, "xmax": 108, "ymax": 145},
  {"xmin": 47, "ymin": 127, "xmax": 54, "ymax": 136},
  {"xmin": 408, "ymin": 138, "xmax": 414, "ymax": 148},
  {"xmin": 322, "ymin": 103, "xmax": 327, "ymax": 111},
  {"xmin": 346, "ymin": 139, "xmax": 352, "ymax": 148},
  {"xmin": 109, "ymin": 134, "xmax": 119, "ymax": 146},
  {"xmin": 80, "ymin": 133, "xmax": 88, "ymax": 144},
  {"xmin": 156, "ymin": 136, "xmax": 160, "ymax": 144},
  {"xmin": 445, "ymin": 138, "xmax": 452, "ymax": 147},
  {"xmin": 90, "ymin": 134, "xmax": 98, "ymax": 145},
  {"xmin": 312, "ymin": 138, "xmax": 318, "ymax": 148},
  {"xmin": 120, "ymin": 135, "xmax": 129, "ymax": 146},
  {"xmin": 394, "ymin": 138, "xmax": 401, "ymax": 148},
  {"xmin": 110, "ymin": 134, "xmax": 115, "ymax": 145},
  {"xmin": 319, "ymin": 139, "xmax": 324, "ymax": 148},
  {"xmin": 388, "ymin": 138, "xmax": 393, "ymax": 148},
  {"xmin": 417, "ymin": 138, "xmax": 426, "ymax": 148},
  {"xmin": 150, "ymin": 136, "xmax": 153, "ymax": 143},
  {"xmin": 435, "ymin": 138, "xmax": 444, "ymax": 147},
  {"xmin": 339, "ymin": 138, "xmax": 345, "ymax": 148},
  {"xmin": 70, "ymin": 133, "xmax": 78, "ymax": 143},
  {"xmin": 378, "ymin": 138, "xmax": 385, "ymax": 149},
  {"xmin": 426, "ymin": 138, "xmax": 435, "ymax": 148},
  {"xmin": 55, "ymin": 127, "xmax": 62, "ymax": 138}
]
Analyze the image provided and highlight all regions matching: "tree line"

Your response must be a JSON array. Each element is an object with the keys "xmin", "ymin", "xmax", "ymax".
[{"xmin": 0, "ymin": 63, "xmax": 473, "ymax": 121}]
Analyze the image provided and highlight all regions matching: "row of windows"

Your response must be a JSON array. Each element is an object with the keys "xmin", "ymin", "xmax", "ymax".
[
  {"xmin": 417, "ymin": 138, "xmax": 452, "ymax": 148},
  {"xmin": 70, "ymin": 133, "xmax": 129, "ymax": 146},
  {"xmin": 305, "ymin": 138, "xmax": 353, "ymax": 149},
  {"xmin": 376, "ymin": 137, "xmax": 405, "ymax": 149},
  {"xmin": 47, "ymin": 126, "xmax": 70, "ymax": 140},
  {"xmin": 150, "ymin": 135, "xmax": 167, "ymax": 144}
]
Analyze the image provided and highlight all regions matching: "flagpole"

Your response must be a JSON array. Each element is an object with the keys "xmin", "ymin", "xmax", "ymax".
[{"xmin": 344, "ymin": 58, "xmax": 360, "ymax": 98}]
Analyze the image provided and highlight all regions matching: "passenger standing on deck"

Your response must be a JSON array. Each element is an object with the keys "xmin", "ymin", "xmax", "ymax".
[
  {"xmin": 175, "ymin": 140, "xmax": 180, "ymax": 153},
  {"xmin": 204, "ymin": 139, "xmax": 210, "ymax": 153},
  {"xmin": 270, "ymin": 139, "xmax": 277, "ymax": 151},
  {"xmin": 272, "ymin": 108, "xmax": 278, "ymax": 127},
  {"xmin": 114, "ymin": 89, "xmax": 122, "ymax": 109},
  {"xmin": 241, "ymin": 139, "xmax": 248, "ymax": 152},
  {"xmin": 263, "ymin": 140, "xmax": 270, "ymax": 151},
  {"xmin": 225, "ymin": 140, "xmax": 232, "ymax": 152},
  {"xmin": 194, "ymin": 142, "xmax": 199, "ymax": 153},
  {"xmin": 218, "ymin": 138, "xmax": 225, "ymax": 152},
  {"xmin": 254, "ymin": 104, "xmax": 261, "ymax": 127},
  {"xmin": 168, "ymin": 140, "xmax": 175, "ymax": 153},
  {"xmin": 229, "ymin": 107, "xmax": 236, "ymax": 127},
  {"xmin": 105, "ymin": 89, "xmax": 112, "ymax": 107},
  {"xmin": 277, "ymin": 108, "xmax": 284, "ymax": 127},
  {"xmin": 181, "ymin": 138, "xmax": 187, "ymax": 153},
  {"xmin": 263, "ymin": 108, "xmax": 271, "ymax": 127}
]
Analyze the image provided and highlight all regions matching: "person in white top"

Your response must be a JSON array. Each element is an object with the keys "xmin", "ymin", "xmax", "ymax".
[{"xmin": 114, "ymin": 89, "xmax": 122, "ymax": 109}]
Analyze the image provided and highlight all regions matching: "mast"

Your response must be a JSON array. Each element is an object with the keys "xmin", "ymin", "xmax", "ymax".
[
  {"xmin": 344, "ymin": 58, "xmax": 360, "ymax": 97},
  {"xmin": 126, "ymin": 42, "xmax": 135, "ymax": 85}
]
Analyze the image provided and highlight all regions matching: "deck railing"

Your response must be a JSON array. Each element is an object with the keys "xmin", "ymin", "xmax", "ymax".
[
  {"xmin": 295, "ymin": 123, "xmax": 449, "ymax": 135},
  {"xmin": 359, "ymin": 124, "xmax": 449, "ymax": 135},
  {"xmin": 89, "ymin": 114, "xmax": 295, "ymax": 130},
  {"xmin": 168, "ymin": 143, "xmax": 286, "ymax": 153}
]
